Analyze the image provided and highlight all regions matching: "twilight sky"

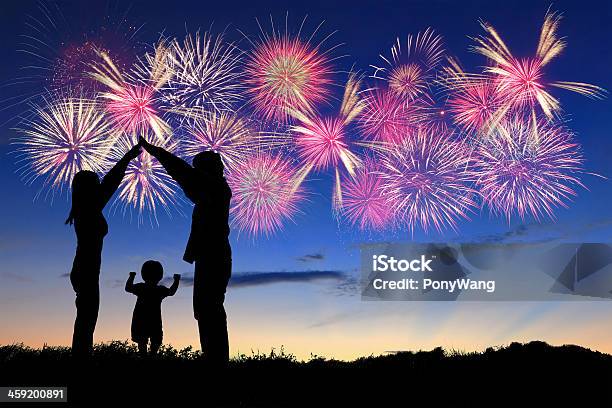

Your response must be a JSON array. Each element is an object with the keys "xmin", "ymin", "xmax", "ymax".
[{"xmin": 1, "ymin": 0, "xmax": 612, "ymax": 360}]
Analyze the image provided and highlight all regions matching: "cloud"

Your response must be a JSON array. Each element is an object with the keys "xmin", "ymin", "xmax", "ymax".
[
  {"xmin": 474, "ymin": 223, "xmax": 557, "ymax": 244},
  {"xmin": 162, "ymin": 273, "xmax": 194, "ymax": 287},
  {"xmin": 308, "ymin": 310, "xmax": 362, "ymax": 328},
  {"xmin": 1, "ymin": 271, "xmax": 34, "ymax": 283},
  {"xmin": 230, "ymin": 270, "xmax": 343, "ymax": 287},
  {"xmin": 67, "ymin": 269, "xmax": 349, "ymax": 291},
  {"xmin": 473, "ymin": 217, "xmax": 612, "ymax": 245},
  {"xmin": 159, "ymin": 270, "xmax": 346, "ymax": 288},
  {"xmin": 296, "ymin": 252, "xmax": 325, "ymax": 262},
  {"xmin": 325, "ymin": 274, "xmax": 360, "ymax": 297}
]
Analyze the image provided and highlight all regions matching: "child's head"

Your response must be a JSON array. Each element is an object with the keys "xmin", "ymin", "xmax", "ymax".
[{"xmin": 141, "ymin": 260, "xmax": 163, "ymax": 284}]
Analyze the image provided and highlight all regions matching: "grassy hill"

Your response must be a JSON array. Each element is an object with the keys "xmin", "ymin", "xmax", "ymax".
[{"xmin": 1, "ymin": 340, "xmax": 611, "ymax": 406}]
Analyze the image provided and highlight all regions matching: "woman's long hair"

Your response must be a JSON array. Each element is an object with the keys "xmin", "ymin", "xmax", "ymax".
[{"xmin": 65, "ymin": 170, "xmax": 100, "ymax": 225}]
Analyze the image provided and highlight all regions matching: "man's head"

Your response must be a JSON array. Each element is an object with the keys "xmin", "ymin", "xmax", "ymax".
[{"xmin": 193, "ymin": 151, "xmax": 224, "ymax": 177}]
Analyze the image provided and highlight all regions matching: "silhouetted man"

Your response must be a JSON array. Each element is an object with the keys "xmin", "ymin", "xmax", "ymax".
[{"xmin": 140, "ymin": 137, "xmax": 232, "ymax": 365}]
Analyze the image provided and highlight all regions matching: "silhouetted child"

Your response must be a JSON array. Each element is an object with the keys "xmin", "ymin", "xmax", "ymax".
[{"xmin": 125, "ymin": 260, "xmax": 180, "ymax": 356}]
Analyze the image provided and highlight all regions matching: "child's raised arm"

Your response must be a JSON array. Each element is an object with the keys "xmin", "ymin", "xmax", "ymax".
[
  {"xmin": 125, "ymin": 272, "xmax": 137, "ymax": 294},
  {"xmin": 168, "ymin": 274, "xmax": 181, "ymax": 296}
]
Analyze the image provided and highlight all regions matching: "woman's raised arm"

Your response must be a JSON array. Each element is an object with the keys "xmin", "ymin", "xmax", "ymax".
[{"xmin": 99, "ymin": 144, "xmax": 141, "ymax": 208}]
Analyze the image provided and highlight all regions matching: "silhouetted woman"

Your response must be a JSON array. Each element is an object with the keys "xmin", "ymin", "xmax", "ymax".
[{"xmin": 66, "ymin": 144, "xmax": 141, "ymax": 357}]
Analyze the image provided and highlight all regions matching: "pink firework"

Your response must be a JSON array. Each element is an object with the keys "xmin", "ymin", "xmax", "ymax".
[
  {"xmin": 105, "ymin": 84, "xmax": 158, "ymax": 135},
  {"xmin": 244, "ymin": 23, "xmax": 335, "ymax": 123},
  {"xmin": 491, "ymin": 57, "xmax": 550, "ymax": 114},
  {"xmin": 293, "ymin": 115, "xmax": 352, "ymax": 171},
  {"xmin": 380, "ymin": 128, "xmax": 477, "ymax": 233},
  {"xmin": 227, "ymin": 153, "xmax": 306, "ymax": 236},
  {"xmin": 290, "ymin": 73, "xmax": 362, "ymax": 174},
  {"xmin": 472, "ymin": 11, "xmax": 603, "ymax": 118},
  {"xmin": 447, "ymin": 81, "xmax": 501, "ymax": 133},
  {"xmin": 90, "ymin": 47, "xmax": 172, "ymax": 139},
  {"xmin": 474, "ymin": 117, "xmax": 585, "ymax": 222},
  {"xmin": 358, "ymin": 87, "xmax": 423, "ymax": 143},
  {"xmin": 290, "ymin": 74, "xmax": 364, "ymax": 211},
  {"xmin": 341, "ymin": 159, "xmax": 393, "ymax": 231},
  {"xmin": 373, "ymin": 28, "xmax": 445, "ymax": 101}
]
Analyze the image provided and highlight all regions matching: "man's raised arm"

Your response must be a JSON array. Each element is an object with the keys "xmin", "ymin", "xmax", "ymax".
[{"xmin": 139, "ymin": 137, "xmax": 198, "ymax": 202}]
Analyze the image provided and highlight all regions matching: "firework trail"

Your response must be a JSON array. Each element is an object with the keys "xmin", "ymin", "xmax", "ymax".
[
  {"xmin": 471, "ymin": 11, "xmax": 604, "ymax": 119},
  {"xmin": 372, "ymin": 28, "xmax": 444, "ymax": 101},
  {"xmin": 290, "ymin": 74, "xmax": 364, "ymax": 209},
  {"xmin": 163, "ymin": 31, "xmax": 244, "ymax": 115},
  {"xmin": 340, "ymin": 158, "xmax": 393, "ymax": 231},
  {"xmin": 89, "ymin": 43, "xmax": 173, "ymax": 140},
  {"xmin": 379, "ymin": 127, "xmax": 477, "ymax": 233},
  {"xmin": 14, "ymin": 95, "xmax": 114, "ymax": 194},
  {"xmin": 474, "ymin": 116, "xmax": 585, "ymax": 221},
  {"xmin": 243, "ymin": 17, "xmax": 336, "ymax": 124},
  {"xmin": 227, "ymin": 152, "xmax": 306, "ymax": 237},
  {"xmin": 107, "ymin": 131, "xmax": 181, "ymax": 222}
]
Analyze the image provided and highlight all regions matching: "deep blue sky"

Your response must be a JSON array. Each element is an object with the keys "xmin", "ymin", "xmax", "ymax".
[{"xmin": 1, "ymin": 0, "xmax": 612, "ymax": 357}]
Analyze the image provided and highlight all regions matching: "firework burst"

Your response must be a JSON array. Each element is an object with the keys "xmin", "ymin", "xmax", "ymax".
[
  {"xmin": 108, "ymin": 131, "xmax": 181, "ymax": 221},
  {"xmin": 227, "ymin": 152, "xmax": 306, "ymax": 236},
  {"xmin": 17, "ymin": 1, "xmax": 142, "ymax": 99},
  {"xmin": 291, "ymin": 74, "xmax": 363, "ymax": 172},
  {"xmin": 447, "ymin": 80, "xmax": 501, "ymax": 134},
  {"xmin": 163, "ymin": 31, "xmax": 244, "ymax": 115},
  {"xmin": 372, "ymin": 28, "xmax": 444, "ymax": 101},
  {"xmin": 472, "ymin": 11, "xmax": 604, "ymax": 118},
  {"xmin": 290, "ymin": 74, "xmax": 364, "ymax": 209},
  {"xmin": 292, "ymin": 115, "xmax": 354, "ymax": 171},
  {"xmin": 379, "ymin": 127, "xmax": 477, "ymax": 233},
  {"xmin": 14, "ymin": 96, "xmax": 114, "ymax": 194},
  {"xmin": 182, "ymin": 111, "xmax": 260, "ymax": 171},
  {"xmin": 340, "ymin": 158, "xmax": 393, "ymax": 231},
  {"xmin": 474, "ymin": 116, "xmax": 585, "ymax": 221},
  {"xmin": 243, "ymin": 18, "xmax": 336, "ymax": 123},
  {"xmin": 358, "ymin": 87, "xmax": 424, "ymax": 142},
  {"xmin": 89, "ymin": 44, "xmax": 172, "ymax": 139}
]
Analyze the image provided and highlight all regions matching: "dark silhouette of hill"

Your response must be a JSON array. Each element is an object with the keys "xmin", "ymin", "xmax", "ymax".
[{"xmin": 1, "ymin": 340, "xmax": 611, "ymax": 406}]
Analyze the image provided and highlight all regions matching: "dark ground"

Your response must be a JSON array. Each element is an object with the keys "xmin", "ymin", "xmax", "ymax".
[{"xmin": 1, "ymin": 340, "xmax": 611, "ymax": 406}]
